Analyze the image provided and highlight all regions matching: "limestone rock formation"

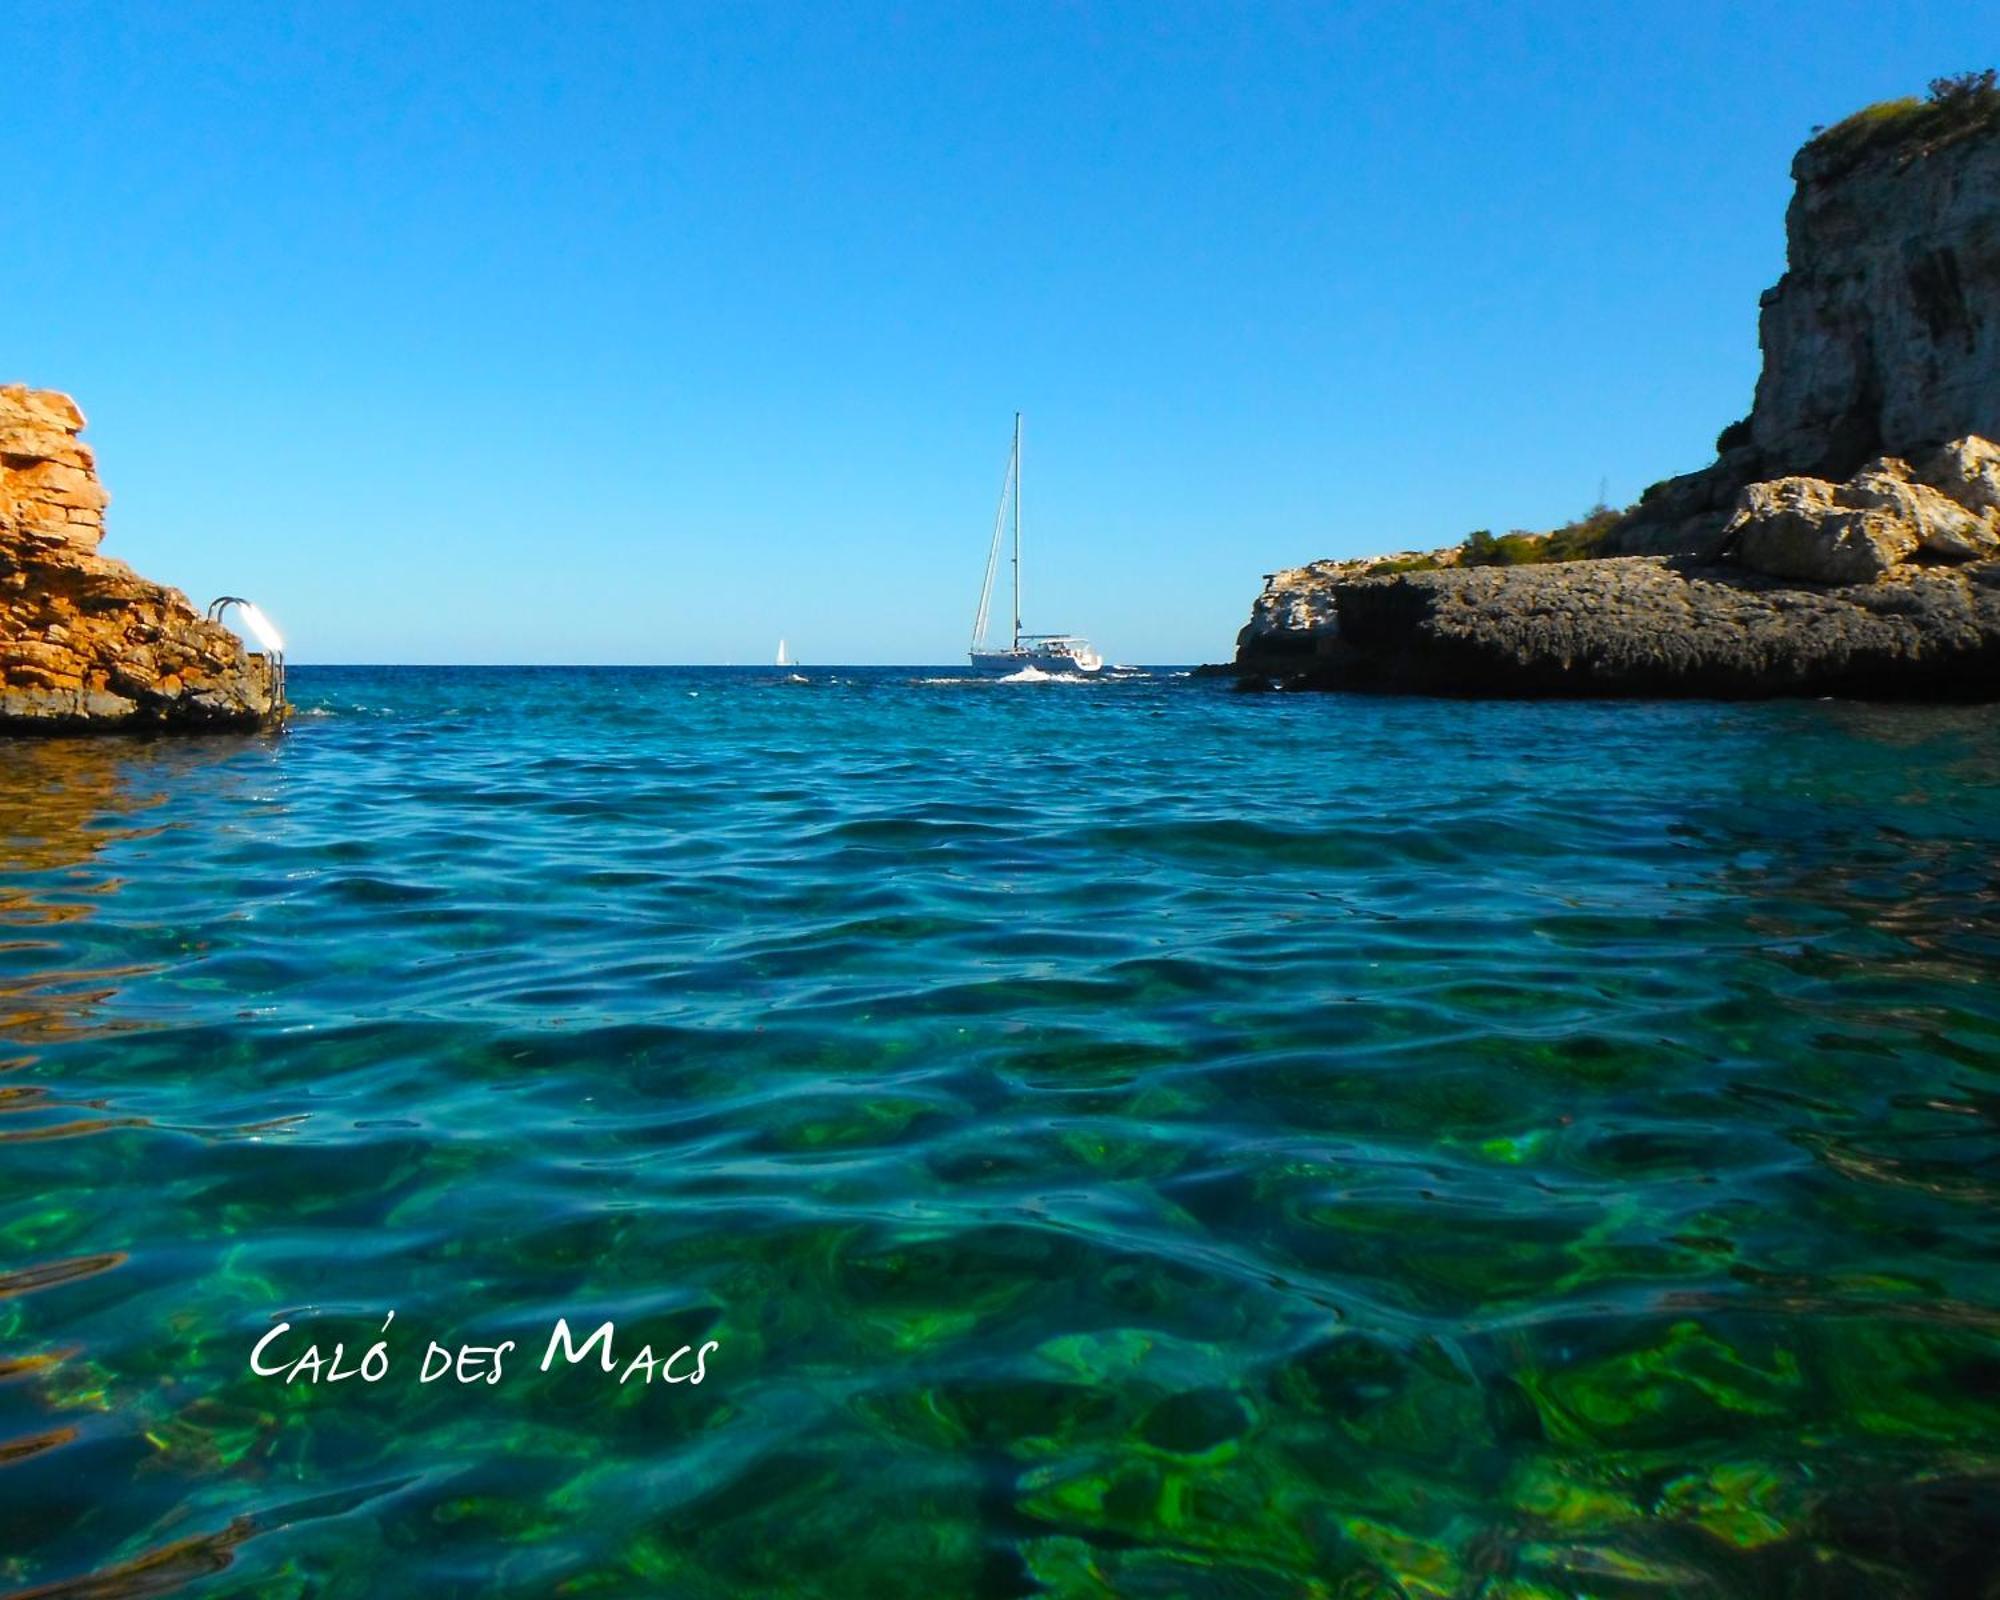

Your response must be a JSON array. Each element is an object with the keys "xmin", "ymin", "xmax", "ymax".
[
  {"xmin": 1609, "ymin": 85, "xmax": 2000, "ymax": 560},
  {"xmin": 1225, "ymin": 84, "xmax": 2000, "ymax": 698},
  {"xmin": 1726, "ymin": 445, "xmax": 2000, "ymax": 583},
  {"xmin": 1, "ymin": 385, "xmax": 283, "ymax": 733},
  {"xmin": 1728, "ymin": 476, "xmax": 1920, "ymax": 584},
  {"xmin": 1234, "ymin": 439, "xmax": 2000, "ymax": 696},
  {"xmin": 1920, "ymin": 434, "xmax": 2000, "ymax": 519},
  {"xmin": 1236, "ymin": 555, "xmax": 1413, "ymax": 661},
  {"xmin": 1231, "ymin": 553, "xmax": 2000, "ymax": 699},
  {"xmin": 1750, "ymin": 101, "xmax": 2000, "ymax": 476}
]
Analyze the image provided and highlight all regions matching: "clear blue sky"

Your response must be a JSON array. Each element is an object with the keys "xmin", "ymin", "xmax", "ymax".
[{"xmin": 11, "ymin": 3, "xmax": 1991, "ymax": 663}]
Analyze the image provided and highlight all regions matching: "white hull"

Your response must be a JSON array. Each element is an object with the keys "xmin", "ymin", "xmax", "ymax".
[
  {"xmin": 968, "ymin": 415, "xmax": 1102, "ymax": 678},
  {"xmin": 970, "ymin": 647, "xmax": 1102, "ymax": 676}
]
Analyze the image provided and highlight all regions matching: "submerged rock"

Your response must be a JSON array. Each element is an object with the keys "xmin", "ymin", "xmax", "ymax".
[{"xmin": 1, "ymin": 386, "xmax": 283, "ymax": 733}]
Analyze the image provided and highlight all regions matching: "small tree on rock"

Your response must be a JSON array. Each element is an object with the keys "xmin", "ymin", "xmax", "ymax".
[{"xmin": 1928, "ymin": 69, "xmax": 1997, "ymax": 103}]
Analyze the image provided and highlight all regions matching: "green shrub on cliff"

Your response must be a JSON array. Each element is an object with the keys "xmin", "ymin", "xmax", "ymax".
[
  {"xmin": 1362, "ymin": 552, "xmax": 1444, "ymax": 575},
  {"xmin": 1456, "ymin": 504, "xmax": 1625, "ymax": 567},
  {"xmin": 1803, "ymin": 69, "xmax": 1999, "ymax": 179},
  {"xmin": 1356, "ymin": 504, "xmax": 1631, "ymax": 579},
  {"xmin": 1545, "ymin": 504, "xmax": 1626, "ymax": 560},
  {"xmin": 1460, "ymin": 529, "xmax": 1549, "ymax": 566},
  {"xmin": 1932, "ymin": 68, "xmax": 1998, "ymax": 102}
]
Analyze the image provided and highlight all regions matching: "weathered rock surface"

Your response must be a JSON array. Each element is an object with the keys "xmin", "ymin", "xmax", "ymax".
[
  {"xmin": 1608, "ymin": 90, "xmax": 2000, "ymax": 560},
  {"xmin": 1920, "ymin": 434, "xmax": 2000, "ymax": 519},
  {"xmin": 1, "ymin": 385, "xmax": 283, "ymax": 733},
  {"xmin": 1233, "ymin": 555, "xmax": 2000, "ymax": 699},
  {"xmin": 1237, "ymin": 558, "xmax": 1402, "ymax": 660},
  {"xmin": 1234, "ymin": 438, "xmax": 2000, "ymax": 697},
  {"xmin": 1728, "ymin": 476, "xmax": 1919, "ymax": 584},
  {"xmin": 1226, "ymin": 89, "xmax": 2000, "ymax": 698},
  {"xmin": 1726, "ymin": 446, "xmax": 2000, "ymax": 584},
  {"xmin": 1750, "ymin": 103, "xmax": 2000, "ymax": 476}
]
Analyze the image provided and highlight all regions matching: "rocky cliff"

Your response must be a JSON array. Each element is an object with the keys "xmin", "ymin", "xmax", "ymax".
[
  {"xmin": 1230, "ymin": 82, "xmax": 2000, "ymax": 698},
  {"xmin": 1751, "ymin": 92, "xmax": 2000, "ymax": 477},
  {"xmin": 1, "ymin": 386, "xmax": 283, "ymax": 732}
]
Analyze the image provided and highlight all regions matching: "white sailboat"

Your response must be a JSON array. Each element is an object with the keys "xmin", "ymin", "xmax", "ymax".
[
  {"xmin": 969, "ymin": 414, "xmax": 1103, "ymax": 675},
  {"xmin": 776, "ymin": 638, "xmax": 793, "ymax": 667},
  {"xmin": 775, "ymin": 638, "xmax": 807, "ymax": 682}
]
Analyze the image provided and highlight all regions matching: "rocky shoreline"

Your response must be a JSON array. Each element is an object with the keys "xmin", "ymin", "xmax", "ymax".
[
  {"xmin": 1230, "ymin": 441, "xmax": 2000, "ymax": 698},
  {"xmin": 1, "ymin": 386, "xmax": 283, "ymax": 734},
  {"xmin": 1224, "ymin": 79, "xmax": 2000, "ymax": 699},
  {"xmin": 1229, "ymin": 551, "xmax": 2000, "ymax": 700}
]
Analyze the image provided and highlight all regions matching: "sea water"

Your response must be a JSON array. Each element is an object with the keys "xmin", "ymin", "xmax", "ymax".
[{"xmin": 2, "ymin": 666, "xmax": 1997, "ymax": 1596}]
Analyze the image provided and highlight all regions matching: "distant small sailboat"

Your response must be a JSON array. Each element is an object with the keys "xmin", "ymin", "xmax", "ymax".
[
  {"xmin": 776, "ymin": 638, "xmax": 793, "ymax": 667},
  {"xmin": 969, "ymin": 413, "xmax": 1103, "ymax": 675},
  {"xmin": 775, "ymin": 638, "xmax": 808, "ymax": 682}
]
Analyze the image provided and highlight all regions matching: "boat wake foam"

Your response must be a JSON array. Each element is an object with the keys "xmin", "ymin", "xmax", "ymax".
[{"xmin": 911, "ymin": 668, "xmax": 1096, "ymax": 686}]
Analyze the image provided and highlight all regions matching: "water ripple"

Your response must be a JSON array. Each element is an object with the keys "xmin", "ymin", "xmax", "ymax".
[{"xmin": 1, "ymin": 670, "xmax": 1998, "ymax": 1595}]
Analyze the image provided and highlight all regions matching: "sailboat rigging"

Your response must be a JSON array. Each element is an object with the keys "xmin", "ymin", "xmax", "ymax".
[{"xmin": 969, "ymin": 414, "xmax": 1103, "ymax": 675}]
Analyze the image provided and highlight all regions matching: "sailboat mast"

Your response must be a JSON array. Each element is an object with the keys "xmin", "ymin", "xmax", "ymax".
[{"xmin": 1011, "ymin": 411, "xmax": 1022, "ymax": 649}]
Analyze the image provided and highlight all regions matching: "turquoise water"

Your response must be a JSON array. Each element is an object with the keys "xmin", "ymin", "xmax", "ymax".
[{"xmin": 3, "ymin": 666, "xmax": 1998, "ymax": 1597}]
